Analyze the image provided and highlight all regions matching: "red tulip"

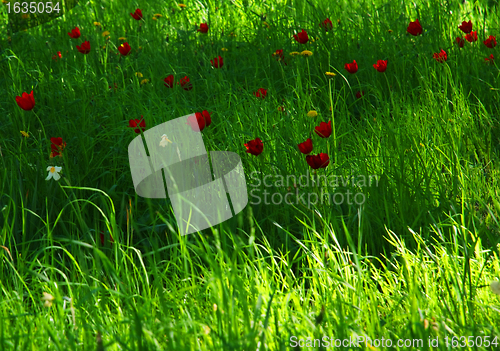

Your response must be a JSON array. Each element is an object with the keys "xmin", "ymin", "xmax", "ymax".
[
  {"xmin": 129, "ymin": 117, "xmax": 146, "ymax": 133},
  {"xmin": 273, "ymin": 49, "xmax": 284, "ymax": 61},
  {"xmin": 455, "ymin": 37, "xmax": 465, "ymax": 48},
  {"xmin": 485, "ymin": 54, "xmax": 494, "ymax": 64},
  {"xmin": 164, "ymin": 75, "xmax": 174, "ymax": 88},
  {"xmin": 130, "ymin": 9, "xmax": 143, "ymax": 20},
  {"xmin": 320, "ymin": 18, "xmax": 333, "ymax": 32},
  {"xmin": 211, "ymin": 56, "xmax": 223, "ymax": 68},
  {"xmin": 458, "ymin": 20, "xmax": 472, "ymax": 34},
  {"xmin": 244, "ymin": 138, "xmax": 263, "ymax": 156},
  {"xmin": 100, "ymin": 231, "xmax": 114, "ymax": 246},
  {"xmin": 293, "ymin": 29, "xmax": 309, "ymax": 44},
  {"xmin": 50, "ymin": 137, "xmax": 66, "ymax": 158},
  {"xmin": 67, "ymin": 26, "xmax": 80, "ymax": 38},
  {"xmin": 254, "ymin": 88, "xmax": 267, "ymax": 99},
  {"xmin": 306, "ymin": 153, "xmax": 329, "ymax": 169},
  {"xmin": 15, "ymin": 90, "xmax": 35, "ymax": 111},
  {"xmin": 373, "ymin": 59, "xmax": 387, "ymax": 72},
  {"xmin": 465, "ymin": 31, "xmax": 477, "ymax": 42},
  {"xmin": 197, "ymin": 23, "xmax": 208, "ymax": 33},
  {"xmin": 52, "ymin": 51, "xmax": 62, "ymax": 60},
  {"xmin": 297, "ymin": 138, "xmax": 313, "ymax": 154},
  {"xmin": 314, "ymin": 121, "xmax": 332, "ymax": 138},
  {"xmin": 344, "ymin": 60, "xmax": 358, "ymax": 74},
  {"xmin": 118, "ymin": 42, "xmax": 131, "ymax": 56},
  {"xmin": 407, "ymin": 19, "xmax": 422, "ymax": 36},
  {"xmin": 433, "ymin": 49, "xmax": 447, "ymax": 63},
  {"xmin": 356, "ymin": 91, "xmax": 365, "ymax": 99},
  {"xmin": 179, "ymin": 76, "xmax": 193, "ymax": 91},
  {"xmin": 76, "ymin": 41, "xmax": 91, "ymax": 54},
  {"xmin": 484, "ymin": 35, "xmax": 497, "ymax": 48},
  {"xmin": 187, "ymin": 110, "xmax": 212, "ymax": 132}
]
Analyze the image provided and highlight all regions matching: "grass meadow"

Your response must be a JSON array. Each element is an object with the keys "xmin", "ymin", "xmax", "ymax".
[{"xmin": 1, "ymin": 0, "xmax": 500, "ymax": 349}]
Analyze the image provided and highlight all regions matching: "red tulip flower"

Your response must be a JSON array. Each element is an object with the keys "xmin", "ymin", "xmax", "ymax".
[
  {"xmin": 67, "ymin": 26, "xmax": 80, "ymax": 38},
  {"xmin": 179, "ymin": 76, "xmax": 193, "ymax": 91},
  {"xmin": 273, "ymin": 49, "xmax": 284, "ymax": 60},
  {"xmin": 244, "ymin": 138, "xmax": 263, "ymax": 156},
  {"xmin": 129, "ymin": 117, "xmax": 146, "ymax": 133},
  {"xmin": 50, "ymin": 137, "xmax": 66, "ymax": 158},
  {"xmin": 455, "ymin": 37, "xmax": 465, "ymax": 48},
  {"xmin": 52, "ymin": 51, "xmax": 62, "ymax": 60},
  {"xmin": 254, "ymin": 88, "xmax": 267, "ymax": 99},
  {"xmin": 118, "ymin": 42, "xmax": 131, "ymax": 56},
  {"xmin": 485, "ymin": 54, "xmax": 494, "ymax": 64},
  {"xmin": 187, "ymin": 110, "xmax": 212, "ymax": 132},
  {"xmin": 458, "ymin": 20, "xmax": 472, "ymax": 34},
  {"xmin": 15, "ymin": 90, "xmax": 35, "ymax": 111},
  {"xmin": 293, "ymin": 29, "xmax": 309, "ymax": 44},
  {"xmin": 320, "ymin": 18, "xmax": 333, "ymax": 32},
  {"xmin": 465, "ymin": 31, "xmax": 477, "ymax": 42},
  {"xmin": 314, "ymin": 121, "xmax": 332, "ymax": 138},
  {"xmin": 297, "ymin": 138, "xmax": 313, "ymax": 154},
  {"xmin": 356, "ymin": 91, "xmax": 365, "ymax": 99},
  {"xmin": 164, "ymin": 75, "xmax": 174, "ymax": 88},
  {"xmin": 197, "ymin": 23, "xmax": 208, "ymax": 33},
  {"xmin": 373, "ymin": 60, "xmax": 387, "ymax": 72},
  {"xmin": 211, "ymin": 56, "xmax": 223, "ymax": 68},
  {"xmin": 130, "ymin": 9, "xmax": 143, "ymax": 20},
  {"xmin": 484, "ymin": 35, "xmax": 497, "ymax": 48},
  {"xmin": 306, "ymin": 153, "xmax": 330, "ymax": 169},
  {"xmin": 344, "ymin": 60, "xmax": 358, "ymax": 74},
  {"xmin": 76, "ymin": 41, "xmax": 91, "ymax": 54},
  {"xmin": 433, "ymin": 49, "xmax": 447, "ymax": 63},
  {"xmin": 407, "ymin": 19, "xmax": 422, "ymax": 36}
]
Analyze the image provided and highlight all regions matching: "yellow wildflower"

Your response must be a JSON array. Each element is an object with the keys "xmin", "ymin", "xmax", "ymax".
[
  {"xmin": 135, "ymin": 72, "xmax": 143, "ymax": 77},
  {"xmin": 388, "ymin": 29, "xmax": 393, "ymax": 33},
  {"xmin": 140, "ymin": 79, "xmax": 149, "ymax": 85},
  {"xmin": 152, "ymin": 17, "xmax": 157, "ymax": 21},
  {"xmin": 307, "ymin": 110, "xmax": 318, "ymax": 118},
  {"xmin": 102, "ymin": 31, "xmax": 110, "ymax": 37},
  {"xmin": 94, "ymin": 22, "xmax": 101, "ymax": 26},
  {"xmin": 289, "ymin": 51, "xmax": 300, "ymax": 56},
  {"xmin": 325, "ymin": 72, "xmax": 336, "ymax": 77},
  {"xmin": 300, "ymin": 50, "xmax": 313, "ymax": 57},
  {"xmin": 221, "ymin": 48, "xmax": 228, "ymax": 51},
  {"xmin": 154, "ymin": 14, "xmax": 163, "ymax": 18},
  {"xmin": 20, "ymin": 131, "xmax": 29, "ymax": 138},
  {"xmin": 178, "ymin": 3, "xmax": 187, "ymax": 8},
  {"xmin": 263, "ymin": 22, "xmax": 270, "ymax": 28},
  {"xmin": 118, "ymin": 37, "xmax": 127, "ymax": 41}
]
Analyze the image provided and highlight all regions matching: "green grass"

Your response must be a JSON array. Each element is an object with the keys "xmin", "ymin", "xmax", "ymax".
[{"xmin": 1, "ymin": 0, "xmax": 500, "ymax": 349}]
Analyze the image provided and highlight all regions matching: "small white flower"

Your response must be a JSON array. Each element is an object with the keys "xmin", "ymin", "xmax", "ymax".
[
  {"xmin": 490, "ymin": 281, "xmax": 500, "ymax": 295},
  {"xmin": 46, "ymin": 166, "xmax": 62, "ymax": 181},
  {"xmin": 159, "ymin": 134, "xmax": 172, "ymax": 147}
]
